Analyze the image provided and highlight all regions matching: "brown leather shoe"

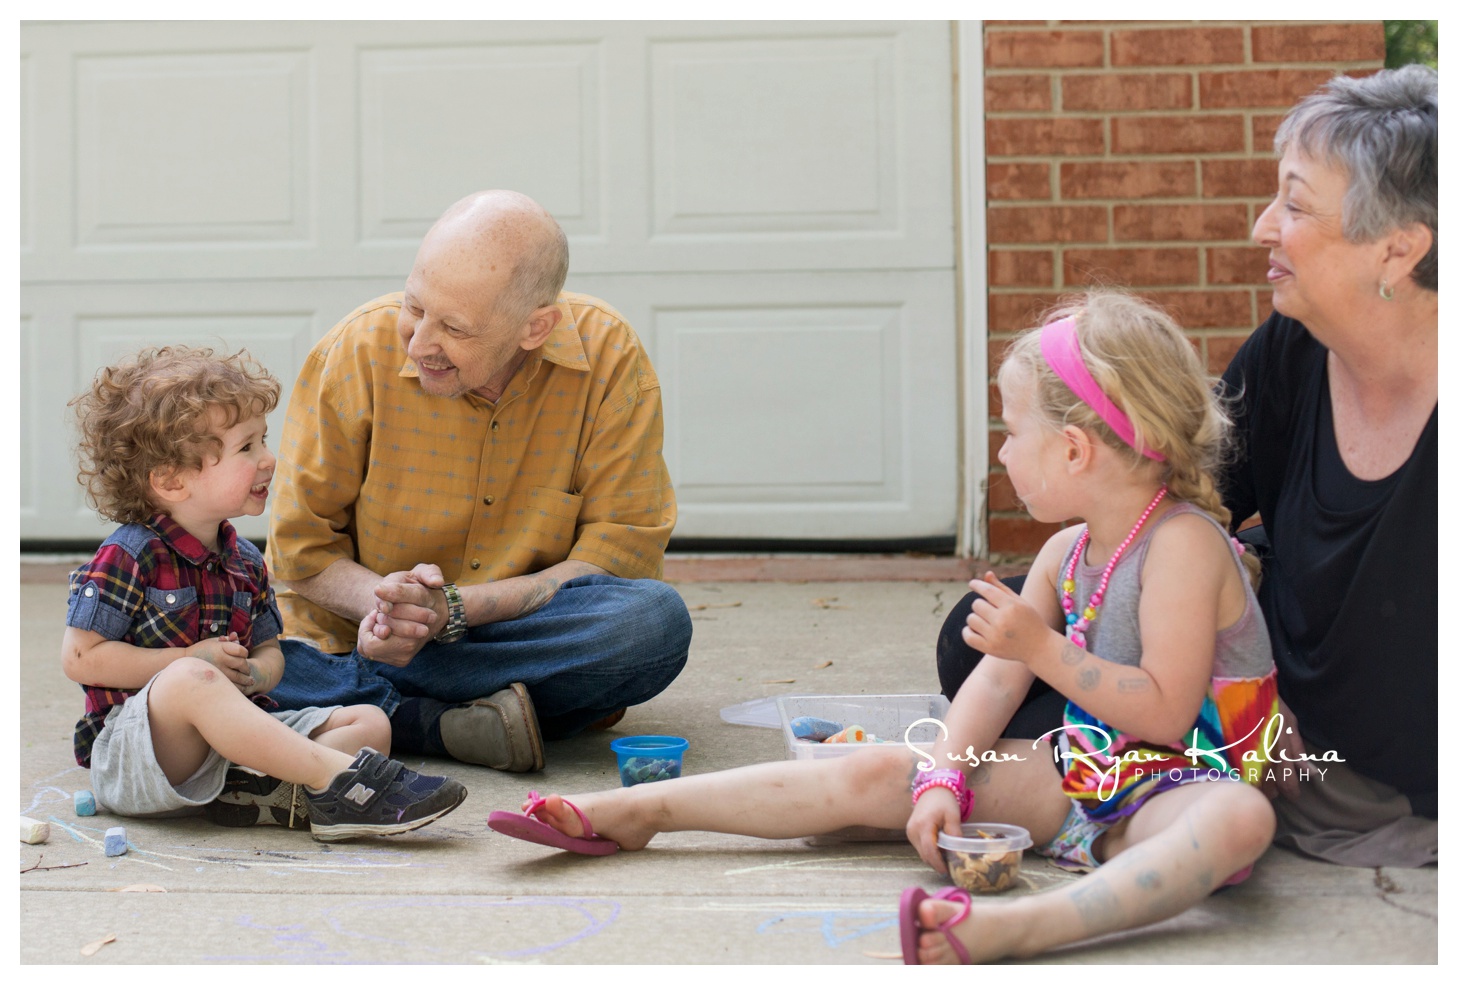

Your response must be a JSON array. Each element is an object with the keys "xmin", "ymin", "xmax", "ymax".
[
  {"xmin": 438, "ymin": 683, "xmax": 545, "ymax": 772},
  {"xmin": 585, "ymin": 708, "xmax": 626, "ymax": 731}
]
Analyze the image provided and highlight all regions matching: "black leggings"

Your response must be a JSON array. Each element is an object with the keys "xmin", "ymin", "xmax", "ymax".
[{"xmin": 935, "ymin": 574, "xmax": 1066, "ymax": 740}]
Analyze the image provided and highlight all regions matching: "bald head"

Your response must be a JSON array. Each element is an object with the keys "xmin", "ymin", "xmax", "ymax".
[{"xmin": 423, "ymin": 190, "xmax": 570, "ymax": 324}]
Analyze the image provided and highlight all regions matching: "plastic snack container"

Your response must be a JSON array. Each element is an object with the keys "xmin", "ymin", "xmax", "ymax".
[
  {"xmin": 610, "ymin": 735, "xmax": 688, "ymax": 787},
  {"xmin": 937, "ymin": 823, "xmax": 1033, "ymax": 893}
]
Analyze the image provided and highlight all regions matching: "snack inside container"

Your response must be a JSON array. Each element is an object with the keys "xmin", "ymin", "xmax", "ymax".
[
  {"xmin": 936, "ymin": 822, "xmax": 1033, "ymax": 894},
  {"xmin": 610, "ymin": 735, "xmax": 688, "ymax": 787}
]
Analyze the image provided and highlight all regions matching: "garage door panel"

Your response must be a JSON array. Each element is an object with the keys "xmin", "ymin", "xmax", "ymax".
[
  {"xmin": 19, "ymin": 316, "xmax": 39, "ymax": 522},
  {"xmin": 651, "ymin": 36, "xmax": 895, "ymax": 233},
  {"xmin": 75, "ymin": 51, "xmax": 311, "ymax": 245},
  {"xmin": 358, "ymin": 42, "xmax": 603, "ymax": 243},
  {"xmin": 662, "ymin": 312, "xmax": 893, "ymax": 489},
  {"xmin": 19, "ymin": 53, "xmax": 36, "ymax": 253},
  {"xmin": 566, "ymin": 270, "xmax": 957, "ymax": 540}
]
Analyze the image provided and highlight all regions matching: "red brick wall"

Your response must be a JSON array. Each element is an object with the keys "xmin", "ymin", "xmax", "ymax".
[{"xmin": 982, "ymin": 20, "xmax": 1385, "ymax": 558}]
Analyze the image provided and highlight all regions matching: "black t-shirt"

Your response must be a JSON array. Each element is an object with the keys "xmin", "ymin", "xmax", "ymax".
[{"xmin": 1220, "ymin": 314, "xmax": 1437, "ymax": 818}]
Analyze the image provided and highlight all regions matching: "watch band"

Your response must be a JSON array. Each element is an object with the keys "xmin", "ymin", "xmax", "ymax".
[{"xmin": 436, "ymin": 582, "xmax": 468, "ymax": 644}]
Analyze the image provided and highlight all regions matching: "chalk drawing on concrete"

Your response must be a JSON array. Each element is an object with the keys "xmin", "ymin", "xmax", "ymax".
[
  {"xmin": 756, "ymin": 909, "xmax": 900, "ymax": 948},
  {"xmin": 43, "ymin": 818, "xmax": 447, "ymax": 877}
]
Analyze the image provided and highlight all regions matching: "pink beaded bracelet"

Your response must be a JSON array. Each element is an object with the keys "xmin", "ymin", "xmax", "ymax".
[{"xmin": 911, "ymin": 768, "xmax": 974, "ymax": 821}]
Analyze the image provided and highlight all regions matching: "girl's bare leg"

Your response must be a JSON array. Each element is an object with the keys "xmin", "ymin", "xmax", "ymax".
[
  {"xmin": 532, "ymin": 747, "xmax": 922, "ymax": 850},
  {"xmin": 146, "ymin": 658, "xmax": 357, "ymax": 790},
  {"xmin": 528, "ymin": 737, "xmax": 1071, "ymax": 853},
  {"xmin": 914, "ymin": 780, "xmax": 1275, "ymax": 964}
]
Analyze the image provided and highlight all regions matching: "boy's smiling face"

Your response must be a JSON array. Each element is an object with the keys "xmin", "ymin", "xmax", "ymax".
[{"xmin": 161, "ymin": 408, "xmax": 276, "ymax": 549}]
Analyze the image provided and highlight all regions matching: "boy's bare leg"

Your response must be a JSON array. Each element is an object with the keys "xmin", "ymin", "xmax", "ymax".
[
  {"xmin": 307, "ymin": 705, "xmax": 392, "ymax": 757},
  {"xmin": 146, "ymin": 658, "xmax": 356, "ymax": 790},
  {"xmin": 913, "ymin": 780, "xmax": 1275, "ymax": 964}
]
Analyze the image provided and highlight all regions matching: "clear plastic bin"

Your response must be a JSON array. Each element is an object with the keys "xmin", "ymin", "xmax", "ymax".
[{"xmin": 775, "ymin": 693, "xmax": 950, "ymax": 761}]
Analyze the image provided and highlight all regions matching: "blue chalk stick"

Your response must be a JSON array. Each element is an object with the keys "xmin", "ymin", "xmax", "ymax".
[
  {"xmin": 103, "ymin": 826, "xmax": 127, "ymax": 857},
  {"xmin": 791, "ymin": 716, "xmax": 843, "ymax": 742},
  {"xmin": 74, "ymin": 790, "xmax": 96, "ymax": 816}
]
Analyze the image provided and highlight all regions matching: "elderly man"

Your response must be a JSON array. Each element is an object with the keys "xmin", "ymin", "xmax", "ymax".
[{"xmin": 264, "ymin": 190, "xmax": 692, "ymax": 772}]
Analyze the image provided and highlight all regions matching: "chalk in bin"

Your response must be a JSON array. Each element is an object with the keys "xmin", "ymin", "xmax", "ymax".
[{"xmin": 609, "ymin": 735, "xmax": 688, "ymax": 787}]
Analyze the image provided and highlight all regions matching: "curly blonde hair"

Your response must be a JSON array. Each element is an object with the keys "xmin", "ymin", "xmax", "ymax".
[
  {"xmin": 999, "ymin": 291, "xmax": 1259, "ymax": 585},
  {"xmin": 70, "ymin": 346, "xmax": 280, "ymax": 524}
]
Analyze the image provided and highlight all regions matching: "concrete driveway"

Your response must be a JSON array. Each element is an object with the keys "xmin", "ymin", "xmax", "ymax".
[{"xmin": 17, "ymin": 562, "xmax": 1437, "ymax": 965}]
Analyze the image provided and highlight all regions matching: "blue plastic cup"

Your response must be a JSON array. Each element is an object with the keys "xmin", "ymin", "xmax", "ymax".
[{"xmin": 610, "ymin": 735, "xmax": 688, "ymax": 787}]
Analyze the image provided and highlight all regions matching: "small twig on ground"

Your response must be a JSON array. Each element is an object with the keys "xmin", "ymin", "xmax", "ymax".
[{"xmin": 21, "ymin": 855, "xmax": 89, "ymax": 873}]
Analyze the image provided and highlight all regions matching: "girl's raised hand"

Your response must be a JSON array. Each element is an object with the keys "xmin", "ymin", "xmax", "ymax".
[{"xmin": 962, "ymin": 571, "xmax": 1053, "ymax": 665}]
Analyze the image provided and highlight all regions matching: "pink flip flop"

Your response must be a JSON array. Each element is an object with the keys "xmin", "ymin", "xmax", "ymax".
[
  {"xmin": 486, "ymin": 791, "xmax": 619, "ymax": 856},
  {"xmin": 899, "ymin": 886, "xmax": 973, "ymax": 964}
]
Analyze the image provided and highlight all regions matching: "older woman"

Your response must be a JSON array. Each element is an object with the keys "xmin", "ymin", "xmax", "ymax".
[
  {"xmin": 1219, "ymin": 65, "xmax": 1436, "ymax": 867},
  {"xmin": 936, "ymin": 65, "xmax": 1437, "ymax": 867}
]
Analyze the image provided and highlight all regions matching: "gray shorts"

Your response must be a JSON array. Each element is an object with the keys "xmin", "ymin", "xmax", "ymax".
[{"xmin": 90, "ymin": 674, "xmax": 338, "ymax": 818}]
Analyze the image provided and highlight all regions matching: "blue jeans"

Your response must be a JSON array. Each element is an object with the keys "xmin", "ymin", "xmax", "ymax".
[{"xmin": 270, "ymin": 575, "xmax": 691, "ymax": 740}]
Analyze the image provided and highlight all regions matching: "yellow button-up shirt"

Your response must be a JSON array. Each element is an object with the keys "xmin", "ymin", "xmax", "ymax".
[{"xmin": 267, "ymin": 291, "xmax": 676, "ymax": 653}]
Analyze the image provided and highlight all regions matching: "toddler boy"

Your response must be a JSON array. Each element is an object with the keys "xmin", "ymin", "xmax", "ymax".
[{"xmin": 63, "ymin": 346, "xmax": 466, "ymax": 841}]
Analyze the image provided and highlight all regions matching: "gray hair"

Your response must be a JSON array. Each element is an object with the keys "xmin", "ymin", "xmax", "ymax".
[
  {"xmin": 1275, "ymin": 65, "xmax": 1437, "ymax": 291},
  {"xmin": 497, "ymin": 217, "xmax": 570, "ymax": 323}
]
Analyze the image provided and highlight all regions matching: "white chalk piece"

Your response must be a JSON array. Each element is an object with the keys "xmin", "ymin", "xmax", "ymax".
[
  {"xmin": 19, "ymin": 816, "xmax": 50, "ymax": 844},
  {"xmin": 103, "ymin": 826, "xmax": 127, "ymax": 857},
  {"xmin": 74, "ymin": 790, "xmax": 97, "ymax": 816}
]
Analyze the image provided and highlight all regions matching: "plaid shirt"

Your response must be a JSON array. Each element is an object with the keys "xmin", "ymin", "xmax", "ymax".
[{"xmin": 66, "ymin": 514, "xmax": 282, "ymax": 767}]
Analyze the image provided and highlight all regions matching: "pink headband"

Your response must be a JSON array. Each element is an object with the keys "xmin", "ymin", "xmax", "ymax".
[{"xmin": 1039, "ymin": 317, "xmax": 1166, "ymax": 462}]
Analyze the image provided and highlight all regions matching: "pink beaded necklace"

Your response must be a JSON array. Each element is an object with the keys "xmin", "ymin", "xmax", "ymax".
[{"xmin": 1061, "ymin": 485, "xmax": 1168, "ymax": 648}]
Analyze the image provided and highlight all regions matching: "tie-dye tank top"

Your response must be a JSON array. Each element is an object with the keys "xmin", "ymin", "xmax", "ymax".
[{"xmin": 1053, "ymin": 502, "xmax": 1279, "ymax": 823}]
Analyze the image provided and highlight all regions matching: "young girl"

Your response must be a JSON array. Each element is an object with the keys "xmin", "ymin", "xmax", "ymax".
[{"xmin": 487, "ymin": 292, "xmax": 1280, "ymax": 964}]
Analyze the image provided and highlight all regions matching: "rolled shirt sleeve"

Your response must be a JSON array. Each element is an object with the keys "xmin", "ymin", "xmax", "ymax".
[{"xmin": 66, "ymin": 543, "xmax": 147, "ymax": 641}]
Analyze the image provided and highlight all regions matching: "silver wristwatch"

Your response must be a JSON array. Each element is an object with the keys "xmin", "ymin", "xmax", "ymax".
[{"xmin": 436, "ymin": 582, "xmax": 468, "ymax": 644}]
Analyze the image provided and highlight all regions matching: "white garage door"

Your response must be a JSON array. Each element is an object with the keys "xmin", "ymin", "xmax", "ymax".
[{"xmin": 19, "ymin": 20, "xmax": 960, "ymax": 546}]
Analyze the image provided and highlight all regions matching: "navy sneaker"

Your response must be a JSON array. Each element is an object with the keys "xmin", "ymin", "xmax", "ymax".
[
  {"xmin": 304, "ymin": 748, "xmax": 467, "ymax": 842},
  {"xmin": 206, "ymin": 767, "xmax": 310, "ymax": 829}
]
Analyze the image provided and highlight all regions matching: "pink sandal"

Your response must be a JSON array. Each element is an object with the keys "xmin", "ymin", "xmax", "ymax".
[
  {"xmin": 899, "ymin": 886, "xmax": 973, "ymax": 964},
  {"xmin": 486, "ymin": 791, "xmax": 620, "ymax": 856}
]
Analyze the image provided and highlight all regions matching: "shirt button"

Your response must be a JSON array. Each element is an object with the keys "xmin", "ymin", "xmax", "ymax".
[
  {"xmin": 84, "ymin": 586, "xmax": 95, "ymax": 597},
  {"xmin": 210, "ymin": 621, "xmax": 219, "ymax": 632},
  {"xmin": 483, "ymin": 496, "xmax": 494, "ymax": 506},
  {"xmin": 491, "ymin": 421, "xmax": 499, "ymax": 431},
  {"xmin": 470, "ymin": 559, "xmax": 481, "ymax": 570},
  {"xmin": 166, "ymin": 594, "xmax": 176, "ymax": 604}
]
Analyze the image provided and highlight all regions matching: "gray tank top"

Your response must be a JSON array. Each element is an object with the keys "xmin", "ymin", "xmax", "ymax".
[{"xmin": 1058, "ymin": 501, "xmax": 1273, "ymax": 680}]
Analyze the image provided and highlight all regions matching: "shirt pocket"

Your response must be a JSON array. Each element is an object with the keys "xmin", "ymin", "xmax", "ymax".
[
  {"xmin": 225, "ymin": 590, "xmax": 257, "ymax": 645},
  {"xmin": 522, "ymin": 486, "xmax": 584, "ymax": 561},
  {"xmin": 130, "ymin": 586, "xmax": 199, "ymax": 648}
]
